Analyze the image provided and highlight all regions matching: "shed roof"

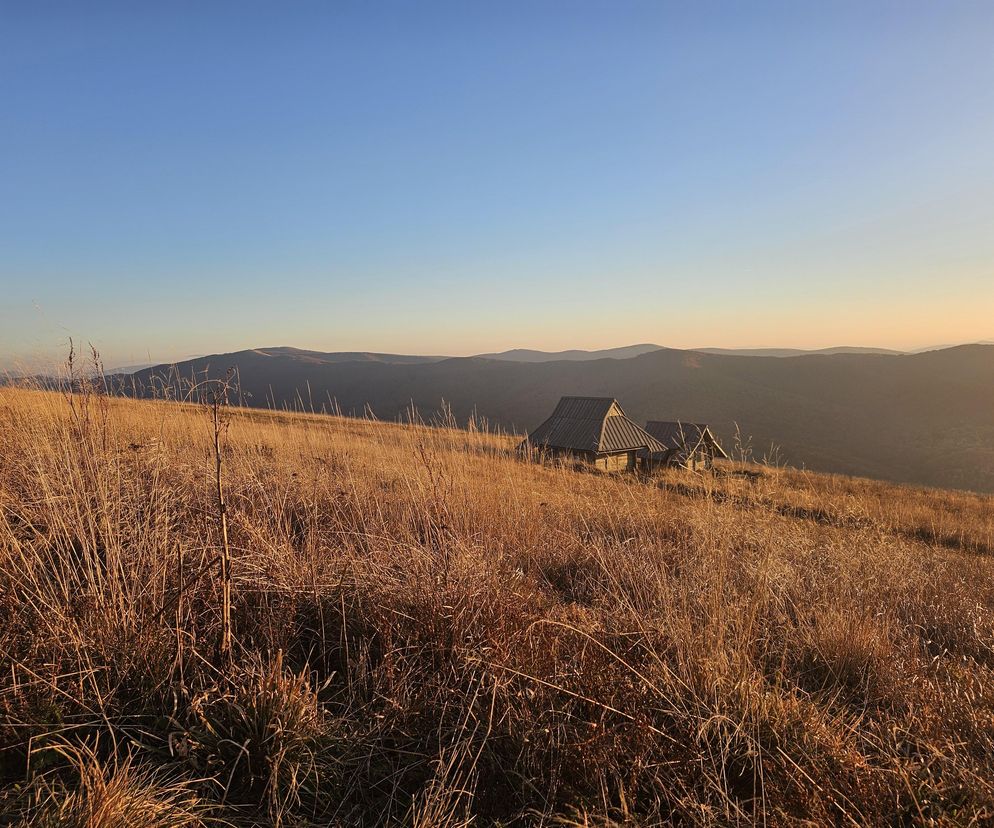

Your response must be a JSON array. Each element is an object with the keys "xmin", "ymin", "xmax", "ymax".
[
  {"xmin": 644, "ymin": 421, "xmax": 729, "ymax": 459},
  {"xmin": 524, "ymin": 396, "xmax": 666, "ymax": 454}
]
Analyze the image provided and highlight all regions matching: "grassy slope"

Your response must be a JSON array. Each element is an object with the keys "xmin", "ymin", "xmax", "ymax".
[
  {"xmin": 122, "ymin": 344, "xmax": 994, "ymax": 493},
  {"xmin": 1, "ymin": 387, "xmax": 993, "ymax": 826}
]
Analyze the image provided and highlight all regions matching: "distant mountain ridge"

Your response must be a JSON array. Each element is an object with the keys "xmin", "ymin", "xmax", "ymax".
[
  {"xmin": 238, "ymin": 346, "xmax": 447, "ymax": 364},
  {"xmin": 115, "ymin": 347, "xmax": 446, "ymax": 379},
  {"xmin": 694, "ymin": 346, "xmax": 904, "ymax": 358},
  {"xmin": 103, "ymin": 341, "xmax": 994, "ymax": 373},
  {"xmin": 116, "ymin": 343, "xmax": 994, "ymax": 493},
  {"xmin": 472, "ymin": 344, "xmax": 932, "ymax": 361},
  {"xmin": 472, "ymin": 344, "xmax": 665, "ymax": 362}
]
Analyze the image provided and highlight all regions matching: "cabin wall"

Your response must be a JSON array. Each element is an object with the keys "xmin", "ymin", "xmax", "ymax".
[
  {"xmin": 538, "ymin": 446, "xmax": 638, "ymax": 472},
  {"xmin": 677, "ymin": 449, "xmax": 716, "ymax": 471},
  {"xmin": 597, "ymin": 451, "xmax": 635, "ymax": 472},
  {"xmin": 644, "ymin": 447, "xmax": 718, "ymax": 472},
  {"xmin": 544, "ymin": 447, "xmax": 599, "ymax": 467}
]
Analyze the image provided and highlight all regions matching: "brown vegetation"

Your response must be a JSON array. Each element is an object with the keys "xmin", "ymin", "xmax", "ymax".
[
  {"xmin": 1, "ymin": 385, "xmax": 993, "ymax": 826},
  {"xmin": 118, "ymin": 342, "xmax": 994, "ymax": 492}
]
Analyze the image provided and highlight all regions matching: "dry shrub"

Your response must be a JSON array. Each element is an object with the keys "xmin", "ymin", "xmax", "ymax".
[
  {"xmin": 793, "ymin": 608, "xmax": 895, "ymax": 705},
  {"xmin": 178, "ymin": 652, "xmax": 340, "ymax": 824},
  {"xmin": 7, "ymin": 745, "xmax": 210, "ymax": 828}
]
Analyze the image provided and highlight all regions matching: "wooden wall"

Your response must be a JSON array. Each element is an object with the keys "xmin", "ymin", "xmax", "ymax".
[{"xmin": 597, "ymin": 451, "xmax": 635, "ymax": 472}]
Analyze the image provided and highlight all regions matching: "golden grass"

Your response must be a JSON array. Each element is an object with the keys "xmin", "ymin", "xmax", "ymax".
[{"xmin": 1, "ymin": 385, "xmax": 993, "ymax": 826}]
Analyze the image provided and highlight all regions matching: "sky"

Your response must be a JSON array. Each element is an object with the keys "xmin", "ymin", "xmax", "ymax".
[{"xmin": 3, "ymin": 1, "xmax": 994, "ymax": 369}]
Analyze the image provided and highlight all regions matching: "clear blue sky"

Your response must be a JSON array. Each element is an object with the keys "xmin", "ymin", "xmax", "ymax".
[{"xmin": 3, "ymin": 1, "xmax": 994, "ymax": 369}]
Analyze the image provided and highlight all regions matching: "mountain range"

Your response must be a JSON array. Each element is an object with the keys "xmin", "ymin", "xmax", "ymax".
[
  {"xmin": 106, "ymin": 341, "xmax": 994, "ymax": 373},
  {"xmin": 112, "ymin": 343, "xmax": 994, "ymax": 493}
]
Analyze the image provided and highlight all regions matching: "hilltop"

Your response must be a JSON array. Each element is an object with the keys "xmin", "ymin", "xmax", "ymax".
[
  {"xmin": 693, "ymin": 345, "xmax": 904, "ymax": 357},
  {"xmin": 472, "ymin": 343, "xmax": 667, "ymax": 362},
  {"xmin": 118, "ymin": 343, "xmax": 994, "ymax": 493},
  {"xmin": 1, "ymin": 386, "xmax": 992, "ymax": 825}
]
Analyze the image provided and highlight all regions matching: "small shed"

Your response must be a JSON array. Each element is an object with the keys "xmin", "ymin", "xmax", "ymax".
[
  {"xmin": 644, "ymin": 421, "xmax": 729, "ymax": 471},
  {"xmin": 521, "ymin": 396, "xmax": 665, "ymax": 472}
]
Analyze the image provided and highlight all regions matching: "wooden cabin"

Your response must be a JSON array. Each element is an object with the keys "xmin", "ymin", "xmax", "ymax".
[
  {"xmin": 520, "ymin": 396, "xmax": 665, "ymax": 471},
  {"xmin": 643, "ymin": 421, "xmax": 729, "ymax": 471}
]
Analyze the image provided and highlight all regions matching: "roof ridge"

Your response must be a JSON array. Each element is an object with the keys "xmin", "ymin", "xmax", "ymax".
[
  {"xmin": 526, "ymin": 396, "xmax": 669, "ymax": 454},
  {"xmin": 643, "ymin": 420, "xmax": 728, "ymax": 458},
  {"xmin": 630, "ymin": 420, "xmax": 667, "ymax": 453},
  {"xmin": 596, "ymin": 409, "xmax": 611, "ymax": 451},
  {"xmin": 600, "ymin": 409, "xmax": 666, "ymax": 454}
]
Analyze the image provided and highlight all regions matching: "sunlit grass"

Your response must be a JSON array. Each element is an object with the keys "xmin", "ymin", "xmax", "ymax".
[{"xmin": 1, "ymin": 384, "xmax": 993, "ymax": 826}]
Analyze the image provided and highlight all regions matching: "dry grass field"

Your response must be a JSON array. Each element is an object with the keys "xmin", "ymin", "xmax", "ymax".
[{"xmin": 1, "ymin": 385, "xmax": 993, "ymax": 826}]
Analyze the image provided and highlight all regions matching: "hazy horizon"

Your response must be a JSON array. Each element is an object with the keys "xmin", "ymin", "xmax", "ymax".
[
  {"xmin": 4, "ymin": 2, "xmax": 994, "ymax": 369},
  {"xmin": 6, "ymin": 337, "xmax": 994, "ymax": 376}
]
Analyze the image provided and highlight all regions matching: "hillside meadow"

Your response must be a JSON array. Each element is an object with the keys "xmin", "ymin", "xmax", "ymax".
[
  {"xmin": 119, "ymin": 343, "xmax": 994, "ymax": 492},
  {"xmin": 1, "ymin": 386, "xmax": 993, "ymax": 826}
]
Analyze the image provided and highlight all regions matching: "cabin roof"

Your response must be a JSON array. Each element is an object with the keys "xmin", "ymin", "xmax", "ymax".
[
  {"xmin": 525, "ymin": 396, "xmax": 666, "ymax": 454},
  {"xmin": 644, "ymin": 421, "xmax": 729, "ymax": 459}
]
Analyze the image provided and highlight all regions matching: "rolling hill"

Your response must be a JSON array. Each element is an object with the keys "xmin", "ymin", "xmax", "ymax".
[
  {"xmin": 118, "ymin": 344, "xmax": 994, "ymax": 492},
  {"xmin": 473, "ymin": 343, "xmax": 665, "ymax": 361},
  {"xmin": 212, "ymin": 346, "xmax": 447, "ymax": 365},
  {"xmin": 694, "ymin": 346, "xmax": 905, "ymax": 357}
]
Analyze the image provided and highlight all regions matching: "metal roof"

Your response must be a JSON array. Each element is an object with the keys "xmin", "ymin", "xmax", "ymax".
[
  {"xmin": 644, "ymin": 421, "xmax": 729, "ymax": 459},
  {"xmin": 600, "ymin": 415, "xmax": 665, "ymax": 453},
  {"xmin": 524, "ymin": 396, "xmax": 666, "ymax": 454}
]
